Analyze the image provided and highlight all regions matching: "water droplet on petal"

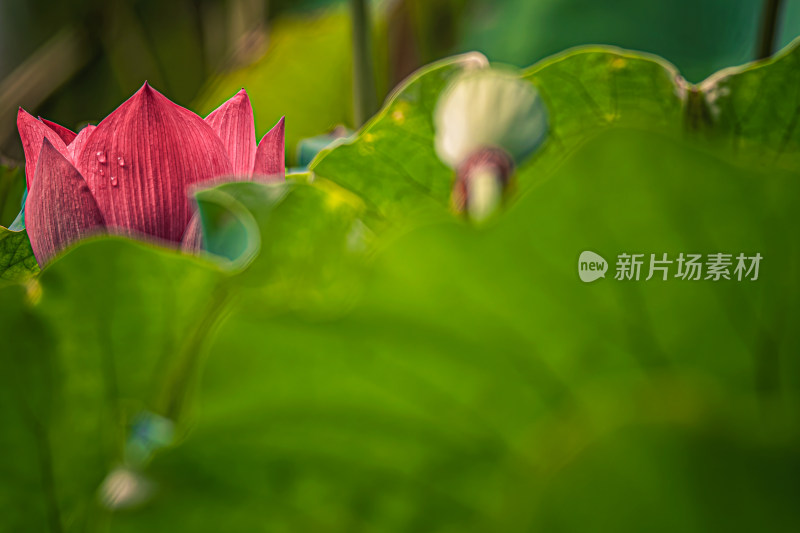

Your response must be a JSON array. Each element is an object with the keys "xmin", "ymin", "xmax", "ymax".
[
  {"xmin": 117, "ymin": 156, "xmax": 125, "ymax": 167},
  {"xmin": 110, "ymin": 176, "xmax": 118, "ymax": 187},
  {"xmin": 96, "ymin": 151, "xmax": 107, "ymax": 163},
  {"xmin": 99, "ymin": 168, "xmax": 104, "ymax": 176}
]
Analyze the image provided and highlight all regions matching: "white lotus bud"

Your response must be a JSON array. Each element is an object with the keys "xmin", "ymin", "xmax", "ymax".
[
  {"xmin": 434, "ymin": 68, "xmax": 548, "ymax": 220},
  {"xmin": 434, "ymin": 68, "xmax": 548, "ymax": 169}
]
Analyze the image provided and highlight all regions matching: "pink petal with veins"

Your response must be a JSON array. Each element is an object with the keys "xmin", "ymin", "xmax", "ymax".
[
  {"xmin": 67, "ymin": 125, "xmax": 96, "ymax": 164},
  {"xmin": 25, "ymin": 139, "xmax": 106, "ymax": 266},
  {"xmin": 39, "ymin": 117, "xmax": 77, "ymax": 145},
  {"xmin": 75, "ymin": 82, "xmax": 233, "ymax": 243},
  {"xmin": 17, "ymin": 108, "xmax": 70, "ymax": 188},
  {"xmin": 205, "ymin": 89, "xmax": 256, "ymax": 177},
  {"xmin": 252, "ymin": 116, "xmax": 285, "ymax": 181}
]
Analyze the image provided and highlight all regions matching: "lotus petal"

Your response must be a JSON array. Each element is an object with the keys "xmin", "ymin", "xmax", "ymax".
[
  {"xmin": 252, "ymin": 116, "xmax": 285, "ymax": 181},
  {"xmin": 39, "ymin": 117, "xmax": 77, "ymax": 145},
  {"xmin": 17, "ymin": 108, "xmax": 70, "ymax": 187},
  {"xmin": 25, "ymin": 139, "xmax": 105, "ymax": 266},
  {"xmin": 205, "ymin": 89, "xmax": 256, "ymax": 177},
  {"xmin": 75, "ymin": 83, "xmax": 233, "ymax": 243},
  {"xmin": 67, "ymin": 125, "xmax": 96, "ymax": 164}
]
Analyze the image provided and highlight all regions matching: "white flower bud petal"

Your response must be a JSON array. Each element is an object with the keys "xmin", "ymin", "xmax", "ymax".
[{"xmin": 434, "ymin": 69, "xmax": 548, "ymax": 168}]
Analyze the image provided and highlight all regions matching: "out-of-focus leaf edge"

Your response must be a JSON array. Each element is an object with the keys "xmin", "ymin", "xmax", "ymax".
[{"xmin": 307, "ymin": 52, "xmax": 489, "ymax": 171}]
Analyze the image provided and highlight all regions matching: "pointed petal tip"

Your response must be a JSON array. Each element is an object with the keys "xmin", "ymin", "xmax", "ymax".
[
  {"xmin": 234, "ymin": 88, "xmax": 250, "ymax": 102},
  {"xmin": 26, "ymin": 137, "xmax": 104, "ymax": 266},
  {"xmin": 39, "ymin": 117, "xmax": 77, "ymax": 145},
  {"xmin": 266, "ymin": 116, "xmax": 285, "ymax": 135},
  {"xmin": 40, "ymin": 136, "xmax": 72, "ymax": 164},
  {"xmin": 40, "ymin": 136, "xmax": 55, "ymax": 151},
  {"xmin": 205, "ymin": 88, "xmax": 256, "ymax": 176},
  {"xmin": 135, "ymin": 81, "xmax": 160, "ymax": 99},
  {"xmin": 227, "ymin": 88, "xmax": 251, "ymax": 106},
  {"xmin": 262, "ymin": 115, "xmax": 285, "ymax": 138},
  {"xmin": 253, "ymin": 116, "xmax": 286, "ymax": 179},
  {"xmin": 122, "ymin": 81, "xmax": 179, "ymax": 113},
  {"xmin": 17, "ymin": 109, "xmax": 71, "ymax": 187},
  {"xmin": 76, "ymin": 79, "xmax": 232, "ymax": 243},
  {"xmin": 39, "ymin": 136, "xmax": 75, "ymax": 168}
]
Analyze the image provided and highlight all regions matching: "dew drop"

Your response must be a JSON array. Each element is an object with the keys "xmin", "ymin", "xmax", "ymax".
[
  {"xmin": 99, "ymin": 168, "xmax": 104, "ymax": 176},
  {"xmin": 110, "ymin": 176, "xmax": 118, "ymax": 187},
  {"xmin": 96, "ymin": 151, "xmax": 107, "ymax": 163},
  {"xmin": 117, "ymin": 156, "xmax": 125, "ymax": 167}
]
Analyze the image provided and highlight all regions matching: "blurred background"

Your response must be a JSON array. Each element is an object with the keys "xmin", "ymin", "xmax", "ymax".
[
  {"xmin": 1, "ymin": 0, "xmax": 799, "ymax": 167},
  {"xmin": 2, "ymin": 2, "xmax": 800, "ymax": 530}
]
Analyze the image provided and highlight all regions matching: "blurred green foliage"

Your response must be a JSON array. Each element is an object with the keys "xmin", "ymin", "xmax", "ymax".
[
  {"xmin": 0, "ymin": 0, "xmax": 345, "ymax": 161},
  {"xmin": 115, "ymin": 127, "xmax": 800, "ymax": 531},
  {"xmin": 195, "ymin": 10, "xmax": 357, "ymax": 167},
  {"xmin": 0, "ymin": 238, "xmax": 225, "ymax": 530},
  {"xmin": 195, "ymin": 179, "xmax": 366, "ymax": 313},
  {"xmin": 0, "ymin": 165, "xmax": 24, "ymax": 226},
  {"xmin": 1, "ymin": 2, "xmax": 800, "ymax": 531},
  {"xmin": 459, "ymin": 0, "xmax": 800, "ymax": 82},
  {"xmin": 3, "ymin": 0, "xmax": 798, "ymax": 165},
  {"xmin": 1, "ymin": 36, "xmax": 799, "ymax": 530}
]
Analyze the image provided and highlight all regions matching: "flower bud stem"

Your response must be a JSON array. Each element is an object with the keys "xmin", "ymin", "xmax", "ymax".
[
  {"xmin": 756, "ymin": 0, "xmax": 785, "ymax": 60},
  {"xmin": 452, "ymin": 147, "xmax": 514, "ymax": 221},
  {"xmin": 466, "ymin": 167, "xmax": 503, "ymax": 222},
  {"xmin": 159, "ymin": 285, "xmax": 235, "ymax": 424},
  {"xmin": 350, "ymin": 0, "xmax": 378, "ymax": 127}
]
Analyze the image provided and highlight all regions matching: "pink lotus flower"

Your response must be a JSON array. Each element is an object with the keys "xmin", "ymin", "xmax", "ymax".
[{"xmin": 17, "ymin": 83, "xmax": 285, "ymax": 266}]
